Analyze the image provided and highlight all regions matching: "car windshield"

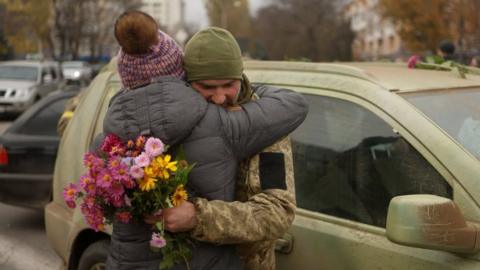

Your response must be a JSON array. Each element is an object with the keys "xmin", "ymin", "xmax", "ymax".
[
  {"xmin": 62, "ymin": 62, "xmax": 84, "ymax": 68},
  {"xmin": 400, "ymin": 87, "xmax": 480, "ymax": 160},
  {"xmin": 0, "ymin": 65, "xmax": 38, "ymax": 81}
]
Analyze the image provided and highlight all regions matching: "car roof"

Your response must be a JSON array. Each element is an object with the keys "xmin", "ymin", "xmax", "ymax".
[
  {"xmin": 244, "ymin": 61, "xmax": 480, "ymax": 93},
  {"xmin": 103, "ymin": 58, "xmax": 480, "ymax": 93},
  {"xmin": 0, "ymin": 60, "xmax": 58, "ymax": 67}
]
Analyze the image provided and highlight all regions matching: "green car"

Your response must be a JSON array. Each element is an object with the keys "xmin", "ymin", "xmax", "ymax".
[{"xmin": 46, "ymin": 59, "xmax": 480, "ymax": 269}]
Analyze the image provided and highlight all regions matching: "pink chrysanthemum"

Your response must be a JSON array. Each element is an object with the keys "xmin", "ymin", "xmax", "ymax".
[
  {"xmin": 79, "ymin": 175, "xmax": 95, "ymax": 193},
  {"xmin": 111, "ymin": 162, "xmax": 131, "ymax": 183},
  {"xmin": 130, "ymin": 165, "xmax": 144, "ymax": 179},
  {"xmin": 134, "ymin": 153, "xmax": 151, "ymax": 167},
  {"xmin": 83, "ymin": 152, "xmax": 97, "ymax": 168},
  {"xmin": 97, "ymin": 170, "xmax": 114, "ymax": 188},
  {"xmin": 108, "ymin": 158, "xmax": 121, "ymax": 169},
  {"xmin": 63, "ymin": 183, "xmax": 79, "ymax": 208},
  {"xmin": 145, "ymin": 137, "xmax": 165, "ymax": 157},
  {"xmin": 150, "ymin": 232, "xmax": 167, "ymax": 248}
]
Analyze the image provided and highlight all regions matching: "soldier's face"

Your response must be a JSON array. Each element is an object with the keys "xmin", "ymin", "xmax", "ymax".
[{"xmin": 191, "ymin": 79, "xmax": 241, "ymax": 107}]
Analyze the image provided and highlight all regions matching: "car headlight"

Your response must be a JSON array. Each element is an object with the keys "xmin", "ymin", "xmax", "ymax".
[
  {"xmin": 73, "ymin": 71, "xmax": 81, "ymax": 78},
  {"xmin": 14, "ymin": 87, "xmax": 34, "ymax": 98}
]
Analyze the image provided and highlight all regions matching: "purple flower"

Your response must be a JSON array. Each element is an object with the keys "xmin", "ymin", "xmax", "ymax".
[
  {"xmin": 97, "ymin": 170, "xmax": 114, "ymax": 188},
  {"xmin": 134, "ymin": 153, "xmax": 150, "ymax": 167},
  {"xmin": 150, "ymin": 232, "xmax": 167, "ymax": 248},
  {"xmin": 145, "ymin": 137, "xmax": 165, "ymax": 157},
  {"xmin": 121, "ymin": 157, "xmax": 133, "ymax": 166},
  {"xmin": 63, "ymin": 183, "xmax": 79, "ymax": 208},
  {"xmin": 130, "ymin": 165, "xmax": 144, "ymax": 179},
  {"xmin": 111, "ymin": 162, "xmax": 131, "ymax": 182}
]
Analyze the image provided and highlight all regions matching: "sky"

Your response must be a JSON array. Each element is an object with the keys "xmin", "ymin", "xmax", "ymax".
[{"xmin": 184, "ymin": 0, "xmax": 272, "ymax": 29}]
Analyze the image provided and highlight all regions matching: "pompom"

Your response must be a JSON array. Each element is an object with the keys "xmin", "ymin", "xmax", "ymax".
[{"xmin": 114, "ymin": 10, "xmax": 159, "ymax": 54}]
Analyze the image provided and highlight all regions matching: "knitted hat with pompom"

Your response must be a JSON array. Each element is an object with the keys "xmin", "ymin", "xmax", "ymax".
[{"xmin": 114, "ymin": 10, "xmax": 185, "ymax": 89}]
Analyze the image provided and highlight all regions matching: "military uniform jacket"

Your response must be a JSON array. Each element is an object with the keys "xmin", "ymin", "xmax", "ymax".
[{"xmin": 191, "ymin": 136, "xmax": 297, "ymax": 270}]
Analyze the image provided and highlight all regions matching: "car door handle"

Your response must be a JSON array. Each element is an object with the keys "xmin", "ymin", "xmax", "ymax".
[{"xmin": 275, "ymin": 233, "xmax": 293, "ymax": 254}]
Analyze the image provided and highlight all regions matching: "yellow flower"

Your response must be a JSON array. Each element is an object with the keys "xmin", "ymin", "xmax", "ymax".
[
  {"xmin": 139, "ymin": 175, "xmax": 157, "ymax": 191},
  {"xmin": 144, "ymin": 166, "xmax": 156, "ymax": 178},
  {"xmin": 171, "ymin": 184, "xmax": 188, "ymax": 207},
  {"xmin": 155, "ymin": 155, "xmax": 178, "ymax": 181}
]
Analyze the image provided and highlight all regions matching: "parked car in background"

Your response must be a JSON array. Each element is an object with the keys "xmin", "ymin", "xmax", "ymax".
[
  {"xmin": 62, "ymin": 61, "xmax": 93, "ymax": 83},
  {"xmin": 0, "ymin": 60, "xmax": 64, "ymax": 115},
  {"xmin": 0, "ymin": 89, "xmax": 77, "ymax": 209},
  {"xmin": 45, "ymin": 59, "xmax": 480, "ymax": 269}
]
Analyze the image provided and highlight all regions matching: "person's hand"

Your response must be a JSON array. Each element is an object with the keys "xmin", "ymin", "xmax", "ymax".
[
  {"xmin": 144, "ymin": 209, "xmax": 163, "ymax": 225},
  {"xmin": 162, "ymin": 201, "xmax": 198, "ymax": 232}
]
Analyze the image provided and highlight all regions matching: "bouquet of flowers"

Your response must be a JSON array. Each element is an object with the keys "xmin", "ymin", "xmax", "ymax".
[
  {"xmin": 407, "ymin": 55, "xmax": 480, "ymax": 78},
  {"xmin": 63, "ymin": 134, "xmax": 194, "ymax": 269}
]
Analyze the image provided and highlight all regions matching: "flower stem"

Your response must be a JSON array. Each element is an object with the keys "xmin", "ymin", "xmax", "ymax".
[{"xmin": 182, "ymin": 254, "xmax": 190, "ymax": 270}]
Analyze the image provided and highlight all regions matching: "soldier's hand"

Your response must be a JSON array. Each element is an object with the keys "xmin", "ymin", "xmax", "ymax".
[
  {"xmin": 144, "ymin": 210, "xmax": 163, "ymax": 225},
  {"xmin": 163, "ymin": 201, "xmax": 198, "ymax": 232}
]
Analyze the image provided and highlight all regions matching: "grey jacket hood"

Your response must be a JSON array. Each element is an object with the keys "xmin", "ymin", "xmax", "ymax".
[{"xmin": 104, "ymin": 76, "xmax": 207, "ymax": 145}]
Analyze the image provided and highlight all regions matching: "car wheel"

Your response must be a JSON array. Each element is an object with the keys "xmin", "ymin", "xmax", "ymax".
[{"xmin": 78, "ymin": 239, "xmax": 110, "ymax": 270}]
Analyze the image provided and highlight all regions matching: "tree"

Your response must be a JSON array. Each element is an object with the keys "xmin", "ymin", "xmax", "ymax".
[
  {"xmin": 0, "ymin": 3, "xmax": 12, "ymax": 60},
  {"xmin": 252, "ymin": 0, "xmax": 354, "ymax": 61},
  {"xmin": 0, "ymin": 0, "xmax": 142, "ymax": 60},
  {"xmin": 0, "ymin": 0, "xmax": 53, "ymax": 57},
  {"xmin": 52, "ymin": 0, "xmax": 142, "ymax": 60},
  {"xmin": 379, "ymin": 0, "xmax": 454, "ymax": 53},
  {"xmin": 204, "ymin": 0, "xmax": 252, "ymax": 38},
  {"xmin": 450, "ymin": 0, "xmax": 480, "ymax": 53}
]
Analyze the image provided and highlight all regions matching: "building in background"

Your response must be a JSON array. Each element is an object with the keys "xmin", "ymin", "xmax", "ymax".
[
  {"xmin": 141, "ymin": 0, "xmax": 188, "ymax": 45},
  {"xmin": 343, "ymin": 0, "xmax": 404, "ymax": 61}
]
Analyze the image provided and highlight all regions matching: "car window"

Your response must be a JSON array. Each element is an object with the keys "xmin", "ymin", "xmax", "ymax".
[
  {"xmin": 291, "ymin": 94, "xmax": 453, "ymax": 227},
  {"xmin": 18, "ymin": 97, "xmax": 69, "ymax": 136},
  {"xmin": 401, "ymin": 87, "xmax": 480, "ymax": 160},
  {"xmin": 0, "ymin": 66, "xmax": 37, "ymax": 81}
]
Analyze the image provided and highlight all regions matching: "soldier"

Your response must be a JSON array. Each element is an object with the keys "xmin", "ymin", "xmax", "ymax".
[{"xmin": 160, "ymin": 27, "xmax": 301, "ymax": 270}]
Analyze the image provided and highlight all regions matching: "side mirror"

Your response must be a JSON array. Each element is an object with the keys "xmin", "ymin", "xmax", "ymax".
[
  {"xmin": 386, "ymin": 194, "xmax": 480, "ymax": 254},
  {"xmin": 43, "ymin": 73, "xmax": 53, "ymax": 83}
]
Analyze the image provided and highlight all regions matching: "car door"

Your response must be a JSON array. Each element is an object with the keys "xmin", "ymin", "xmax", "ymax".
[
  {"xmin": 0, "ymin": 94, "xmax": 73, "ymax": 206},
  {"xmin": 276, "ymin": 93, "xmax": 479, "ymax": 269},
  {"xmin": 5, "ymin": 95, "xmax": 71, "ymax": 175}
]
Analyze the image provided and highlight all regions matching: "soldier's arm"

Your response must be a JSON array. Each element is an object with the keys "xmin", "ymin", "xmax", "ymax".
[
  {"xmin": 190, "ymin": 137, "xmax": 296, "ymax": 244},
  {"xmin": 220, "ymin": 85, "xmax": 308, "ymax": 160}
]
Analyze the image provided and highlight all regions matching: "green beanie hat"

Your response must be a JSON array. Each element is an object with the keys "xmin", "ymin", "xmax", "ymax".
[{"xmin": 184, "ymin": 27, "xmax": 243, "ymax": 82}]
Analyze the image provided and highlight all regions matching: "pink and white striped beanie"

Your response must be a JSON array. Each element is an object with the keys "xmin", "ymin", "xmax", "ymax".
[{"xmin": 117, "ymin": 30, "xmax": 185, "ymax": 90}]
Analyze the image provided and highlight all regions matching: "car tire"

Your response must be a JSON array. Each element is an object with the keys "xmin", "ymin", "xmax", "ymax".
[{"xmin": 78, "ymin": 239, "xmax": 110, "ymax": 270}]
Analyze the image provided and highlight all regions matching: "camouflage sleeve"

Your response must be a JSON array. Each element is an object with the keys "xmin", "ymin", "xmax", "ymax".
[{"xmin": 190, "ymin": 137, "xmax": 296, "ymax": 244}]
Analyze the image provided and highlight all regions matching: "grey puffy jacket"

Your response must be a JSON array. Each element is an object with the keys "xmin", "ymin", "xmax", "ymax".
[{"xmin": 100, "ymin": 76, "xmax": 308, "ymax": 269}]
